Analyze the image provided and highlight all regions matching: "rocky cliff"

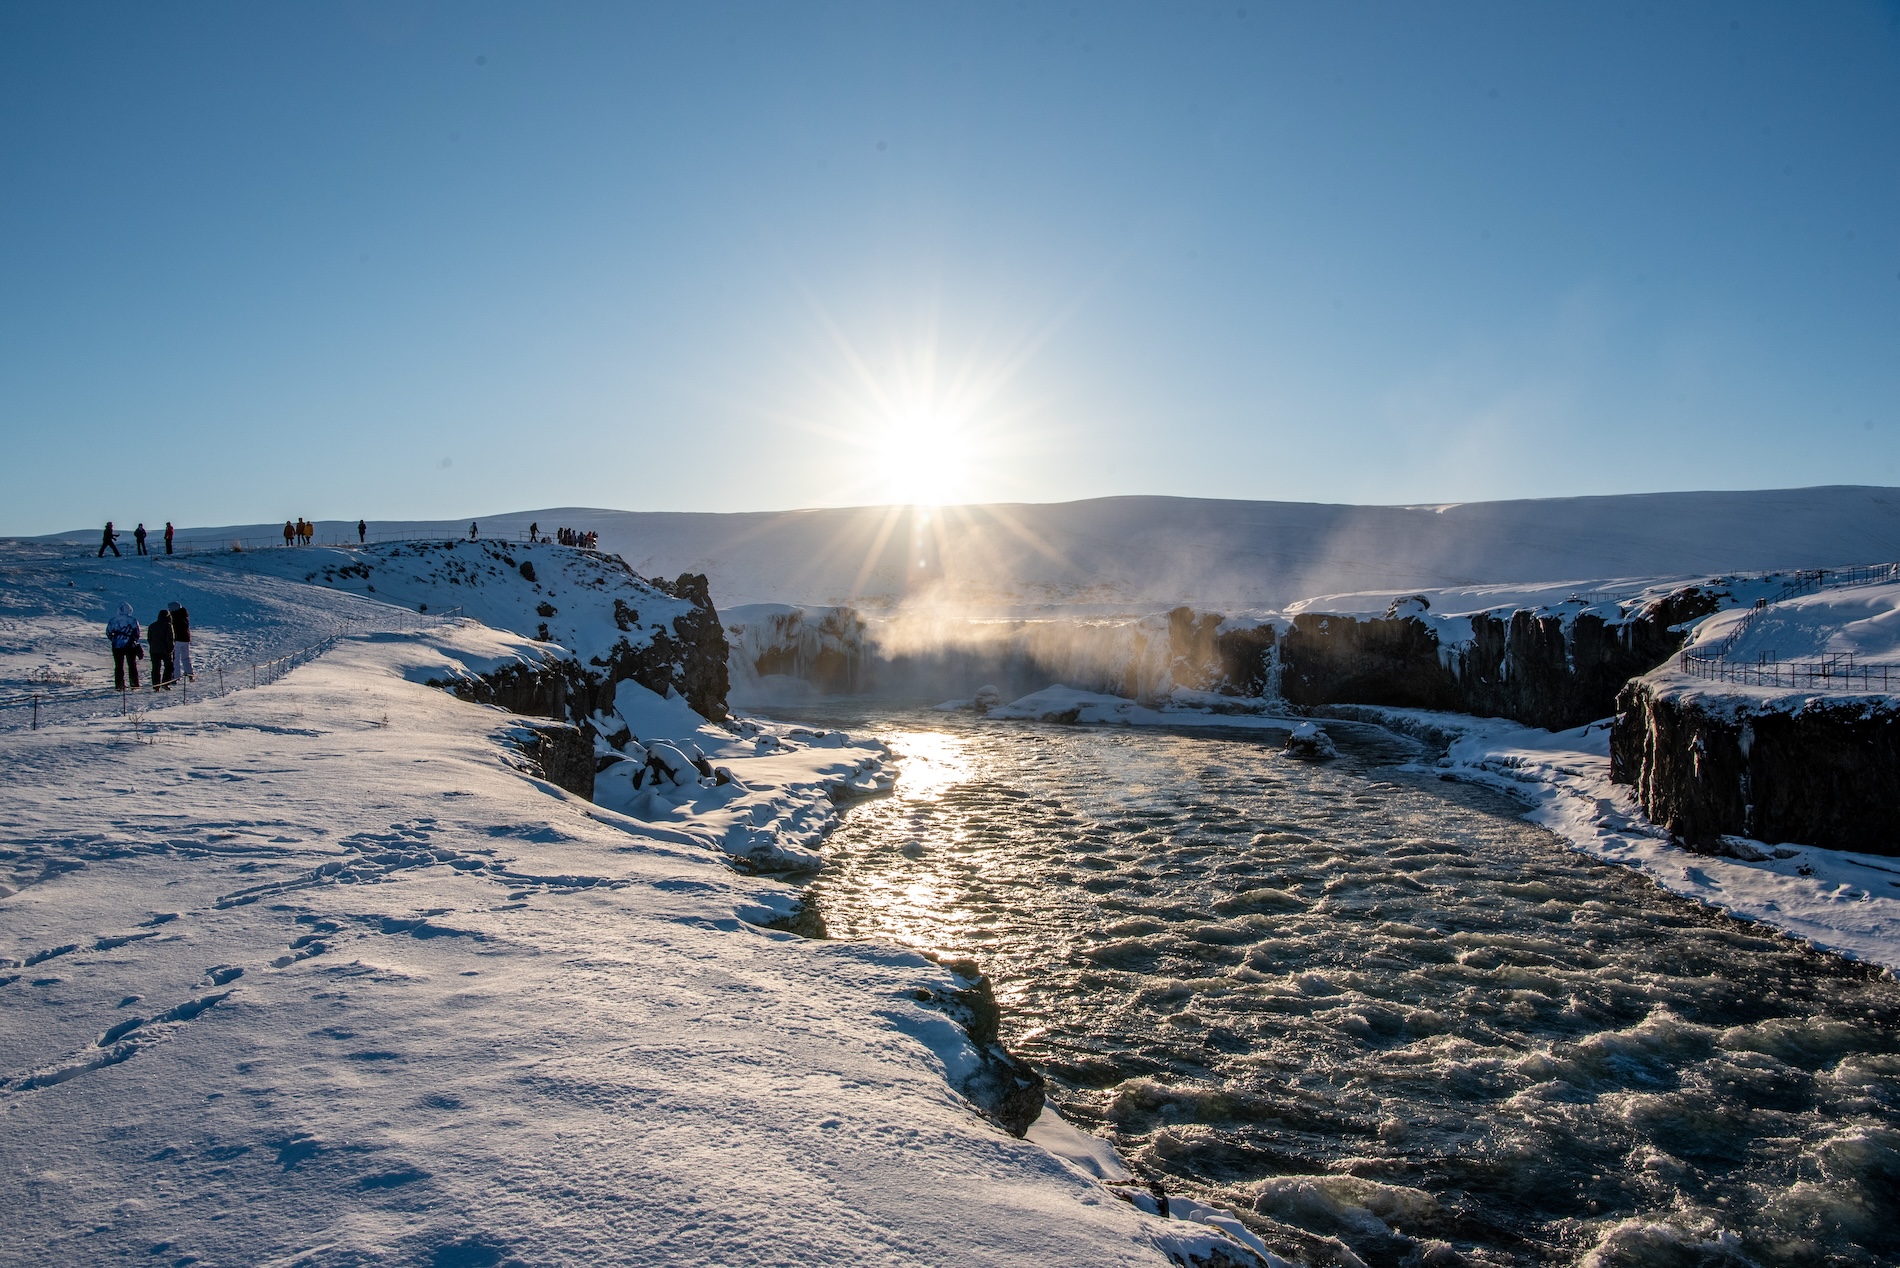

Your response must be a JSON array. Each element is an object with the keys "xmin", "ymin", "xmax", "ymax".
[
  {"xmin": 1276, "ymin": 586, "xmax": 1720, "ymax": 731},
  {"xmin": 1611, "ymin": 676, "xmax": 1900, "ymax": 856},
  {"xmin": 302, "ymin": 540, "xmax": 730, "ymax": 726},
  {"xmin": 725, "ymin": 588, "xmax": 1715, "ymax": 732}
]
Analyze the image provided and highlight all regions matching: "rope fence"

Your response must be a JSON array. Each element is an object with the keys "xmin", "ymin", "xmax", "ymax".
[{"xmin": 0, "ymin": 606, "xmax": 467, "ymax": 733}]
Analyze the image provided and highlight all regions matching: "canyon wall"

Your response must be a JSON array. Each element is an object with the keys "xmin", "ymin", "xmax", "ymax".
[
  {"xmin": 724, "ymin": 590, "xmax": 1716, "ymax": 733},
  {"xmin": 1611, "ymin": 677, "xmax": 1900, "ymax": 856}
]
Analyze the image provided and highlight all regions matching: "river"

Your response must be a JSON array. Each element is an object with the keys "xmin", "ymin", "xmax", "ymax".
[{"xmin": 775, "ymin": 704, "xmax": 1899, "ymax": 1268}]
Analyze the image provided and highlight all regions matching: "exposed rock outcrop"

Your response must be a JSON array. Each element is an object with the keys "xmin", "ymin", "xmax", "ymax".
[
  {"xmin": 519, "ymin": 722, "xmax": 596, "ymax": 800},
  {"xmin": 308, "ymin": 540, "xmax": 732, "ymax": 726},
  {"xmin": 1277, "ymin": 586, "xmax": 1723, "ymax": 731},
  {"xmin": 1611, "ymin": 676, "xmax": 1900, "ymax": 856},
  {"xmin": 725, "ymin": 586, "xmax": 1720, "ymax": 731},
  {"xmin": 439, "ymin": 660, "xmax": 569, "ymax": 719},
  {"xmin": 916, "ymin": 957, "xmax": 1045, "ymax": 1137}
]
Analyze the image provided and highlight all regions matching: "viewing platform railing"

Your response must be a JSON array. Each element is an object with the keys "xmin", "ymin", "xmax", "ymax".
[{"xmin": 1679, "ymin": 562, "xmax": 1900, "ymax": 694}]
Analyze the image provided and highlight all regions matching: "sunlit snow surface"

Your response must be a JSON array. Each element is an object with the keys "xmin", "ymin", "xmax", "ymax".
[
  {"xmin": 799, "ymin": 708, "xmax": 1900, "ymax": 1267},
  {"xmin": 0, "ymin": 550, "xmax": 1250, "ymax": 1267}
]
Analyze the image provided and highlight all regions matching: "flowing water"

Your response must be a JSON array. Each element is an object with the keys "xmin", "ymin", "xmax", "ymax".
[{"xmin": 786, "ymin": 706, "xmax": 1900, "ymax": 1268}]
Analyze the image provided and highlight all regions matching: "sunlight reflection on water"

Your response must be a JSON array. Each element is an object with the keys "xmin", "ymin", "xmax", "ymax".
[{"xmin": 793, "ymin": 706, "xmax": 1900, "ymax": 1268}]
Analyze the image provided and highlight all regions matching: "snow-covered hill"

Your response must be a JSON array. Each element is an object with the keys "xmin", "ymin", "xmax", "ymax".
[
  {"xmin": 61, "ymin": 485, "xmax": 1900, "ymax": 611},
  {"xmin": 221, "ymin": 538, "xmax": 731, "ymax": 721}
]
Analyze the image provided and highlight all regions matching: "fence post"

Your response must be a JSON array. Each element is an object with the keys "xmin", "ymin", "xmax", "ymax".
[{"xmin": 31, "ymin": 693, "xmax": 38, "ymax": 731}]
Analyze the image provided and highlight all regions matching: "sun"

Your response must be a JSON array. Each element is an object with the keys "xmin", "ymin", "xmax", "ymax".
[{"xmin": 874, "ymin": 407, "xmax": 971, "ymax": 508}]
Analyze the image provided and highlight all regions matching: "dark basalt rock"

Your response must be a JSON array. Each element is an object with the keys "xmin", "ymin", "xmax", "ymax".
[
  {"xmin": 518, "ymin": 723, "xmax": 595, "ymax": 800},
  {"xmin": 1212, "ymin": 622, "xmax": 1279, "ymax": 699},
  {"xmin": 553, "ymin": 568, "xmax": 732, "ymax": 726},
  {"xmin": 916, "ymin": 956, "xmax": 1045, "ymax": 1137},
  {"xmin": 644, "ymin": 572, "xmax": 732, "ymax": 723},
  {"xmin": 1277, "ymin": 585, "xmax": 1717, "ymax": 732},
  {"xmin": 433, "ymin": 662, "xmax": 568, "ymax": 719},
  {"xmin": 1611, "ymin": 679, "xmax": 1900, "ymax": 856}
]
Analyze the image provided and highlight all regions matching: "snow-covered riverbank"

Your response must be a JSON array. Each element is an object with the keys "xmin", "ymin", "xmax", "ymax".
[{"xmin": 0, "ymin": 547, "xmax": 1262, "ymax": 1266}]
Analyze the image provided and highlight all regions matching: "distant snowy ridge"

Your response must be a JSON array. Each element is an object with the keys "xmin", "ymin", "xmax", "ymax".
[{"xmin": 45, "ymin": 484, "xmax": 1900, "ymax": 611}]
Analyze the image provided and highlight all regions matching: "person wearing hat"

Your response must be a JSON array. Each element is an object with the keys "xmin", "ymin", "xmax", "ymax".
[{"xmin": 106, "ymin": 602, "xmax": 141, "ymax": 689}]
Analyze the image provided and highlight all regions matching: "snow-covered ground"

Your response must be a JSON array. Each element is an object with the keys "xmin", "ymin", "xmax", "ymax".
[
  {"xmin": 0, "ymin": 543, "xmax": 408, "ymax": 699},
  {"xmin": 0, "ymin": 546, "xmax": 1262, "ymax": 1267},
  {"xmin": 970, "ymin": 685, "xmax": 1900, "ymax": 972},
  {"xmin": 1684, "ymin": 576, "xmax": 1900, "ymax": 666}
]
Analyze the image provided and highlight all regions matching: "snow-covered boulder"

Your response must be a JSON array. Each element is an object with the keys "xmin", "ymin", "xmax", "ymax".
[{"xmin": 1283, "ymin": 721, "xmax": 1338, "ymax": 762}]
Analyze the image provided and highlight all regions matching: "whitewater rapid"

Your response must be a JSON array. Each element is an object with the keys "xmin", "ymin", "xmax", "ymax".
[{"xmin": 788, "ymin": 706, "xmax": 1900, "ymax": 1267}]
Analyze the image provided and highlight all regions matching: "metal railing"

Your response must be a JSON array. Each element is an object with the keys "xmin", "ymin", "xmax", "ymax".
[
  {"xmin": 1680, "ymin": 562, "xmax": 1900, "ymax": 693},
  {"xmin": 0, "ymin": 606, "xmax": 466, "ymax": 732},
  {"xmin": 1680, "ymin": 650, "xmax": 1899, "ymax": 693}
]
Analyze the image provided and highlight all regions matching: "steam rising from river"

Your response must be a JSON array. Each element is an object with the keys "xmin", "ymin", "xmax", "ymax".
[{"xmin": 725, "ymin": 595, "xmax": 1269, "ymax": 704}]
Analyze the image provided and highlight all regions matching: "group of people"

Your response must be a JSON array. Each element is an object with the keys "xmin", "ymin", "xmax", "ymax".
[
  {"xmin": 521, "ymin": 522, "xmax": 595, "ymax": 548},
  {"xmin": 97, "ymin": 521, "xmax": 176, "ymax": 557},
  {"xmin": 282, "ymin": 519, "xmax": 370, "ymax": 545},
  {"xmin": 104, "ymin": 600, "xmax": 195, "ymax": 692}
]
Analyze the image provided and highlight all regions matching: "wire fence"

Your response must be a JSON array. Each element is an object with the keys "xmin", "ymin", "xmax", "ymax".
[
  {"xmin": 0, "ymin": 606, "xmax": 467, "ymax": 733},
  {"xmin": 1681, "ymin": 561, "xmax": 1900, "ymax": 693},
  {"xmin": 1680, "ymin": 650, "xmax": 1900, "ymax": 693}
]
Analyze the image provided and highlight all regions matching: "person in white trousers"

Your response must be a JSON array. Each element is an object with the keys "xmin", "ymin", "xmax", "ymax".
[{"xmin": 168, "ymin": 602, "xmax": 194, "ymax": 681}]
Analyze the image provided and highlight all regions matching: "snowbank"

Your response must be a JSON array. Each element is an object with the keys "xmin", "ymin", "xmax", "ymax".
[{"xmin": 1683, "ymin": 577, "xmax": 1900, "ymax": 666}]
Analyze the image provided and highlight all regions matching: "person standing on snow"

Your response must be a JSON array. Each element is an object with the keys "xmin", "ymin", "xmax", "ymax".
[
  {"xmin": 168, "ymin": 602, "xmax": 193, "ymax": 682},
  {"xmin": 469, "ymin": 521, "xmax": 478, "ymax": 540},
  {"xmin": 148, "ymin": 606, "xmax": 175, "ymax": 689},
  {"xmin": 134, "ymin": 523, "xmax": 149, "ymax": 555},
  {"xmin": 163, "ymin": 521, "xmax": 175, "ymax": 555},
  {"xmin": 357, "ymin": 518, "xmax": 366, "ymax": 544},
  {"xmin": 98, "ymin": 521, "xmax": 120, "ymax": 558},
  {"xmin": 106, "ymin": 602, "xmax": 142, "ymax": 690},
  {"xmin": 283, "ymin": 520, "xmax": 295, "ymax": 547},
  {"xmin": 529, "ymin": 522, "xmax": 538, "ymax": 543}
]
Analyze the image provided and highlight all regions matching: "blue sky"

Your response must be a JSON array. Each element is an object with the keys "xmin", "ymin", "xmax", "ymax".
[{"xmin": 2, "ymin": 2, "xmax": 1897, "ymax": 533}]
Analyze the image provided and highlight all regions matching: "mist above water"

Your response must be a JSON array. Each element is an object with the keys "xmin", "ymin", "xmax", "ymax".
[{"xmin": 798, "ymin": 708, "xmax": 1900, "ymax": 1268}]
